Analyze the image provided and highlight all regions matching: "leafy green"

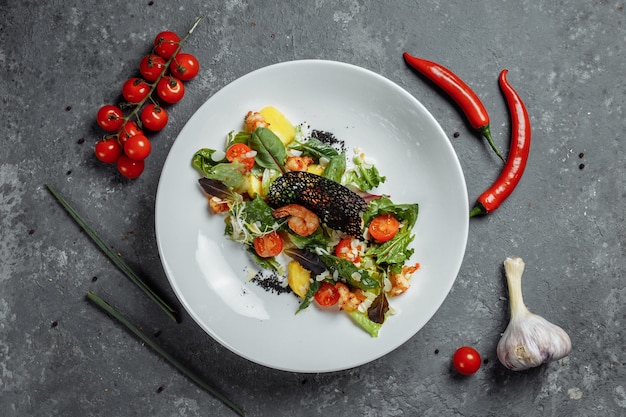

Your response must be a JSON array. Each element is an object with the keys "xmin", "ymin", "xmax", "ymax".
[
  {"xmin": 344, "ymin": 153, "xmax": 386, "ymax": 191},
  {"xmin": 296, "ymin": 280, "xmax": 321, "ymax": 313},
  {"xmin": 192, "ymin": 148, "xmax": 225, "ymax": 171},
  {"xmin": 367, "ymin": 229, "xmax": 414, "ymax": 268},
  {"xmin": 363, "ymin": 196, "xmax": 419, "ymax": 228},
  {"xmin": 249, "ymin": 128, "xmax": 287, "ymax": 172},
  {"xmin": 192, "ymin": 149, "xmax": 249, "ymax": 192},
  {"xmin": 319, "ymin": 254, "xmax": 380, "ymax": 290},
  {"xmin": 284, "ymin": 228, "xmax": 331, "ymax": 251},
  {"xmin": 283, "ymin": 247, "xmax": 327, "ymax": 275},
  {"xmin": 347, "ymin": 310, "xmax": 381, "ymax": 338},
  {"xmin": 323, "ymin": 153, "xmax": 346, "ymax": 183},
  {"xmin": 367, "ymin": 292, "xmax": 389, "ymax": 324},
  {"xmin": 289, "ymin": 137, "xmax": 340, "ymax": 160}
]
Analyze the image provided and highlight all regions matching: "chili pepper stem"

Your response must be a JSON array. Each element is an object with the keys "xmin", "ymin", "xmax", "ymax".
[
  {"xmin": 469, "ymin": 204, "xmax": 486, "ymax": 217},
  {"xmin": 478, "ymin": 125, "xmax": 505, "ymax": 163}
]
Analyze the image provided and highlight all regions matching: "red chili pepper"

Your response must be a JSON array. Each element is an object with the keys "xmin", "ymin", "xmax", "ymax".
[
  {"xmin": 469, "ymin": 69, "xmax": 531, "ymax": 217},
  {"xmin": 402, "ymin": 52, "xmax": 505, "ymax": 162}
]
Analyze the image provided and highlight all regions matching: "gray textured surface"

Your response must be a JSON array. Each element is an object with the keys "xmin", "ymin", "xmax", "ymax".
[{"xmin": 1, "ymin": 0, "xmax": 625, "ymax": 416}]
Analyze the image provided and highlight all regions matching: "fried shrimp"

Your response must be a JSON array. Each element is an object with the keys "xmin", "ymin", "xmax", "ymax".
[
  {"xmin": 272, "ymin": 204, "xmax": 320, "ymax": 236},
  {"xmin": 244, "ymin": 111, "xmax": 269, "ymax": 133},
  {"xmin": 285, "ymin": 156, "xmax": 314, "ymax": 172},
  {"xmin": 335, "ymin": 282, "xmax": 366, "ymax": 312},
  {"xmin": 389, "ymin": 263, "xmax": 420, "ymax": 296}
]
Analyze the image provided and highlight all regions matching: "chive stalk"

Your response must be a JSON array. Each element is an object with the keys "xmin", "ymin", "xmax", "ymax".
[
  {"xmin": 45, "ymin": 183, "xmax": 179, "ymax": 323},
  {"xmin": 86, "ymin": 292, "xmax": 245, "ymax": 416}
]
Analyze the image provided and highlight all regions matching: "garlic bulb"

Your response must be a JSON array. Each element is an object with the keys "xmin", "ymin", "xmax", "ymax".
[{"xmin": 497, "ymin": 257, "xmax": 572, "ymax": 371}]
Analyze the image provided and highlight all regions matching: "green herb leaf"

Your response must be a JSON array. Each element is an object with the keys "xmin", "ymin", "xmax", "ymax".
[
  {"xmin": 86, "ymin": 292, "xmax": 245, "ymax": 417},
  {"xmin": 249, "ymin": 127, "xmax": 287, "ymax": 172},
  {"xmin": 296, "ymin": 280, "xmax": 321, "ymax": 313},
  {"xmin": 45, "ymin": 183, "xmax": 179, "ymax": 323},
  {"xmin": 323, "ymin": 153, "xmax": 347, "ymax": 183},
  {"xmin": 319, "ymin": 254, "xmax": 380, "ymax": 290},
  {"xmin": 347, "ymin": 310, "xmax": 381, "ymax": 338},
  {"xmin": 289, "ymin": 137, "xmax": 339, "ymax": 160}
]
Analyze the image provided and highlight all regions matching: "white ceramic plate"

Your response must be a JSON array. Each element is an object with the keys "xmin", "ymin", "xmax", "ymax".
[{"xmin": 155, "ymin": 60, "xmax": 468, "ymax": 373}]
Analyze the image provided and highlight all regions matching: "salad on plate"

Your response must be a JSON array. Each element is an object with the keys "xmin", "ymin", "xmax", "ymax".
[{"xmin": 191, "ymin": 106, "xmax": 420, "ymax": 337}]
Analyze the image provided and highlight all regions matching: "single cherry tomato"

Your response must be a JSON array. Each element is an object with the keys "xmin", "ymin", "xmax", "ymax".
[
  {"xmin": 225, "ymin": 143, "xmax": 255, "ymax": 171},
  {"xmin": 124, "ymin": 134, "xmax": 152, "ymax": 161},
  {"xmin": 253, "ymin": 231, "xmax": 283, "ymax": 258},
  {"xmin": 96, "ymin": 104, "xmax": 125, "ymax": 132},
  {"xmin": 117, "ymin": 154, "xmax": 145, "ymax": 179},
  {"xmin": 452, "ymin": 346, "xmax": 482, "ymax": 375},
  {"xmin": 368, "ymin": 214, "xmax": 400, "ymax": 243},
  {"xmin": 153, "ymin": 31, "xmax": 180, "ymax": 59},
  {"xmin": 140, "ymin": 103, "xmax": 168, "ymax": 131},
  {"xmin": 334, "ymin": 238, "xmax": 362, "ymax": 263},
  {"xmin": 139, "ymin": 54, "xmax": 166, "ymax": 82},
  {"xmin": 122, "ymin": 78, "xmax": 151, "ymax": 103},
  {"xmin": 171, "ymin": 53, "xmax": 200, "ymax": 81},
  {"xmin": 156, "ymin": 76, "xmax": 185, "ymax": 104},
  {"xmin": 118, "ymin": 121, "xmax": 143, "ymax": 145},
  {"xmin": 314, "ymin": 282, "xmax": 340, "ymax": 307},
  {"xmin": 94, "ymin": 139, "xmax": 122, "ymax": 164}
]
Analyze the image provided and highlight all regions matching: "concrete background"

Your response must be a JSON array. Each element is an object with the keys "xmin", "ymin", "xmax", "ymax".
[{"xmin": 1, "ymin": 0, "xmax": 624, "ymax": 416}]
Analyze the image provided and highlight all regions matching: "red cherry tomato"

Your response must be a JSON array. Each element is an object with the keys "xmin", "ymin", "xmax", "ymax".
[
  {"xmin": 153, "ymin": 31, "xmax": 180, "ymax": 59},
  {"xmin": 156, "ymin": 76, "xmax": 185, "ymax": 104},
  {"xmin": 118, "ymin": 121, "xmax": 143, "ymax": 145},
  {"xmin": 171, "ymin": 53, "xmax": 200, "ymax": 81},
  {"xmin": 139, "ymin": 54, "xmax": 166, "ymax": 82},
  {"xmin": 94, "ymin": 139, "xmax": 122, "ymax": 164},
  {"xmin": 253, "ymin": 231, "xmax": 283, "ymax": 258},
  {"xmin": 96, "ymin": 104, "xmax": 124, "ymax": 132},
  {"xmin": 334, "ymin": 238, "xmax": 362, "ymax": 263},
  {"xmin": 368, "ymin": 214, "xmax": 400, "ymax": 243},
  {"xmin": 225, "ymin": 143, "xmax": 255, "ymax": 171},
  {"xmin": 452, "ymin": 346, "xmax": 482, "ymax": 375},
  {"xmin": 314, "ymin": 282, "xmax": 340, "ymax": 307},
  {"xmin": 140, "ymin": 104, "xmax": 168, "ymax": 131},
  {"xmin": 122, "ymin": 78, "xmax": 150, "ymax": 103},
  {"xmin": 124, "ymin": 134, "xmax": 152, "ymax": 161},
  {"xmin": 117, "ymin": 154, "xmax": 145, "ymax": 179}
]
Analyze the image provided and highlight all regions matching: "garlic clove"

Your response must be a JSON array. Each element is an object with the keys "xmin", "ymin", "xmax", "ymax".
[{"xmin": 497, "ymin": 257, "xmax": 572, "ymax": 371}]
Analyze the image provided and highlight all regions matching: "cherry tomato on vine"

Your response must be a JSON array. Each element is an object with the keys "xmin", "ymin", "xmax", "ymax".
[
  {"xmin": 122, "ymin": 78, "xmax": 150, "ymax": 103},
  {"xmin": 96, "ymin": 104, "xmax": 125, "ymax": 132},
  {"xmin": 171, "ymin": 53, "xmax": 200, "ymax": 81},
  {"xmin": 139, "ymin": 54, "xmax": 166, "ymax": 82},
  {"xmin": 253, "ymin": 231, "xmax": 283, "ymax": 258},
  {"xmin": 156, "ymin": 76, "xmax": 185, "ymax": 104},
  {"xmin": 314, "ymin": 282, "xmax": 340, "ymax": 307},
  {"xmin": 118, "ymin": 121, "xmax": 143, "ymax": 145},
  {"xmin": 117, "ymin": 154, "xmax": 145, "ymax": 179},
  {"xmin": 452, "ymin": 346, "xmax": 482, "ymax": 375},
  {"xmin": 368, "ymin": 214, "xmax": 400, "ymax": 243},
  {"xmin": 153, "ymin": 31, "xmax": 180, "ymax": 59},
  {"xmin": 94, "ymin": 139, "xmax": 122, "ymax": 164},
  {"xmin": 225, "ymin": 143, "xmax": 256, "ymax": 171},
  {"xmin": 124, "ymin": 134, "xmax": 152, "ymax": 161},
  {"xmin": 334, "ymin": 238, "xmax": 362, "ymax": 263},
  {"xmin": 140, "ymin": 103, "xmax": 168, "ymax": 131}
]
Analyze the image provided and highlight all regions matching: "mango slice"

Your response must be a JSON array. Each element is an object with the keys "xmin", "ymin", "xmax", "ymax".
[
  {"xmin": 287, "ymin": 260, "xmax": 310, "ymax": 298},
  {"xmin": 259, "ymin": 106, "xmax": 296, "ymax": 145}
]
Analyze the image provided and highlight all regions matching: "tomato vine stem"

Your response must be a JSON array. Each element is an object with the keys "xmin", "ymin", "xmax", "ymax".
[{"xmin": 114, "ymin": 16, "xmax": 205, "ymax": 141}]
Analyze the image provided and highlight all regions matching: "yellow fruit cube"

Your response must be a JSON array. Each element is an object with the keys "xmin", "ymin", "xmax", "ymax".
[
  {"xmin": 246, "ymin": 173, "xmax": 263, "ymax": 199},
  {"xmin": 306, "ymin": 164, "xmax": 325, "ymax": 176},
  {"xmin": 259, "ymin": 106, "xmax": 296, "ymax": 145},
  {"xmin": 287, "ymin": 260, "xmax": 311, "ymax": 298}
]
